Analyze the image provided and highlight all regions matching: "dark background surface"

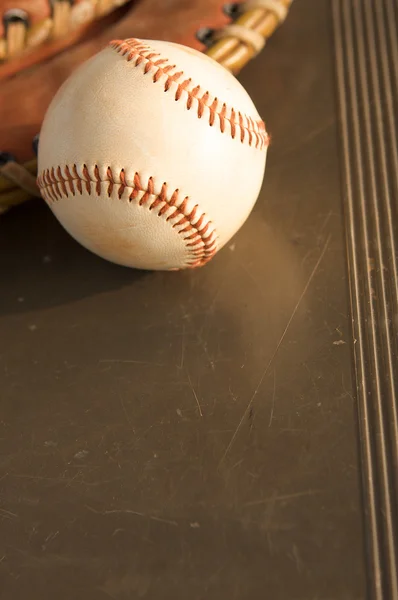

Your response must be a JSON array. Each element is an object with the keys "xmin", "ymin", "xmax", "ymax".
[{"xmin": 0, "ymin": 1, "xmax": 366, "ymax": 598}]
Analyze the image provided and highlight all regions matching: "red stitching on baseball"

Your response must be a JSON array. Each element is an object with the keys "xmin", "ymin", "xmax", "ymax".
[
  {"xmin": 37, "ymin": 165, "xmax": 218, "ymax": 268},
  {"xmin": 109, "ymin": 38, "xmax": 269, "ymax": 150}
]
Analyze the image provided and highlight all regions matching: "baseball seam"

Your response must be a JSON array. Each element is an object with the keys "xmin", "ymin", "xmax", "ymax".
[
  {"xmin": 37, "ymin": 164, "xmax": 218, "ymax": 268},
  {"xmin": 109, "ymin": 38, "xmax": 269, "ymax": 150}
]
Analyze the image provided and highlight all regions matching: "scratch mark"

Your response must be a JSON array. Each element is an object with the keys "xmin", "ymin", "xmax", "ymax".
[
  {"xmin": 11, "ymin": 473, "xmax": 123, "ymax": 487},
  {"xmin": 245, "ymin": 489, "xmax": 321, "ymax": 506},
  {"xmin": 206, "ymin": 560, "xmax": 227, "ymax": 584},
  {"xmin": 230, "ymin": 458, "xmax": 244, "ymax": 471},
  {"xmin": 302, "ymin": 362, "xmax": 320, "ymax": 404},
  {"xmin": 207, "ymin": 429, "xmax": 234, "ymax": 434},
  {"xmin": 218, "ymin": 237, "xmax": 330, "ymax": 467},
  {"xmin": 65, "ymin": 470, "xmax": 83, "ymax": 487},
  {"xmin": 85, "ymin": 505, "xmax": 178, "ymax": 526},
  {"xmin": 280, "ymin": 428, "xmax": 306, "ymax": 433},
  {"xmin": 268, "ymin": 369, "xmax": 276, "ymax": 427},
  {"xmin": 300, "ymin": 248, "xmax": 315, "ymax": 269},
  {"xmin": 147, "ymin": 515, "xmax": 178, "ymax": 526},
  {"xmin": 132, "ymin": 424, "xmax": 155, "ymax": 446},
  {"xmin": 196, "ymin": 332, "xmax": 215, "ymax": 371},
  {"xmin": 341, "ymin": 373, "xmax": 355, "ymax": 402},
  {"xmin": 42, "ymin": 530, "xmax": 60, "ymax": 550},
  {"xmin": 0, "ymin": 508, "xmax": 18, "ymax": 519},
  {"xmin": 44, "ymin": 531, "xmax": 59, "ymax": 543},
  {"xmin": 178, "ymin": 324, "xmax": 186, "ymax": 370},
  {"xmin": 120, "ymin": 396, "xmax": 132, "ymax": 427},
  {"xmin": 99, "ymin": 359, "xmax": 163, "ymax": 366},
  {"xmin": 228, "ymin": 386, "xmax": 238, "ymax": 403},
  {"xmin": 248, "ymin": 406, "xmax": 254, "ymax": 432},
  {"xmin": 187, "ymin": 373, "xmax": 203, "ymax": 417},
  {"xmin": 72, "ymin": 450, "xmax": 89, "ymax": 460},
  {"xmin": 319, "ymin": 210, "xmax": 333, "ymax": 233},
  {"xmin": 292, "ymin": 544, "xmax": 304, "ymax": 574}
]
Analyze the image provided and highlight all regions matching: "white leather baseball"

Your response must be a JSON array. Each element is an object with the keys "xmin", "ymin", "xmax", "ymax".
[{"xmin": 37, "ymin": 38, "xmax": 268, "ymax": 270}]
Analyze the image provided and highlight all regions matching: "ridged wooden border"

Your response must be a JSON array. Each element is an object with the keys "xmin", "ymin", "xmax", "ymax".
[{"xmin": 333, "ymin": 1, "xmax": 398, "ymax": 598}]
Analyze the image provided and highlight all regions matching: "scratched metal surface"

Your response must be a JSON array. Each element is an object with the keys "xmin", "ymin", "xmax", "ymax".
[{"xmin": 0, "ymin": 1, "xmax": 366, "ymax": 599}]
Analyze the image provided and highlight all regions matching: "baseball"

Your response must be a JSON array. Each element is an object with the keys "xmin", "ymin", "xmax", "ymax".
[{"xmin": 37, "ymin": 38, "xmax": 268, "ymax": 270}]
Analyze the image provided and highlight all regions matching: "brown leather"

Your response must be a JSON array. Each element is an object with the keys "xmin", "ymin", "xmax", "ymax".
[
  {"xmin": 0, "ymin": 1, "xmax": 134, "ymax": 76},
  {"xmin": 0, "ymin": 0, "xmax": 229, "ymax": 162},
  {"xmin": 0, "ymin": 0, "xmax": 50, "ymax": 37}
]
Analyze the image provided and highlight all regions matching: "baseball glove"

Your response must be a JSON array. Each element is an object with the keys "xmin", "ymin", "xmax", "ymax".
[{"xmin": 0, "ymin": 0, "xmax": 293, "ymax": 215}]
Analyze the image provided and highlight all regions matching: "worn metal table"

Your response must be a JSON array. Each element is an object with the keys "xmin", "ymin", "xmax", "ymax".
[{"xmin": 1, "ymin": 1, "xmax": 397, "ymax": 598}]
